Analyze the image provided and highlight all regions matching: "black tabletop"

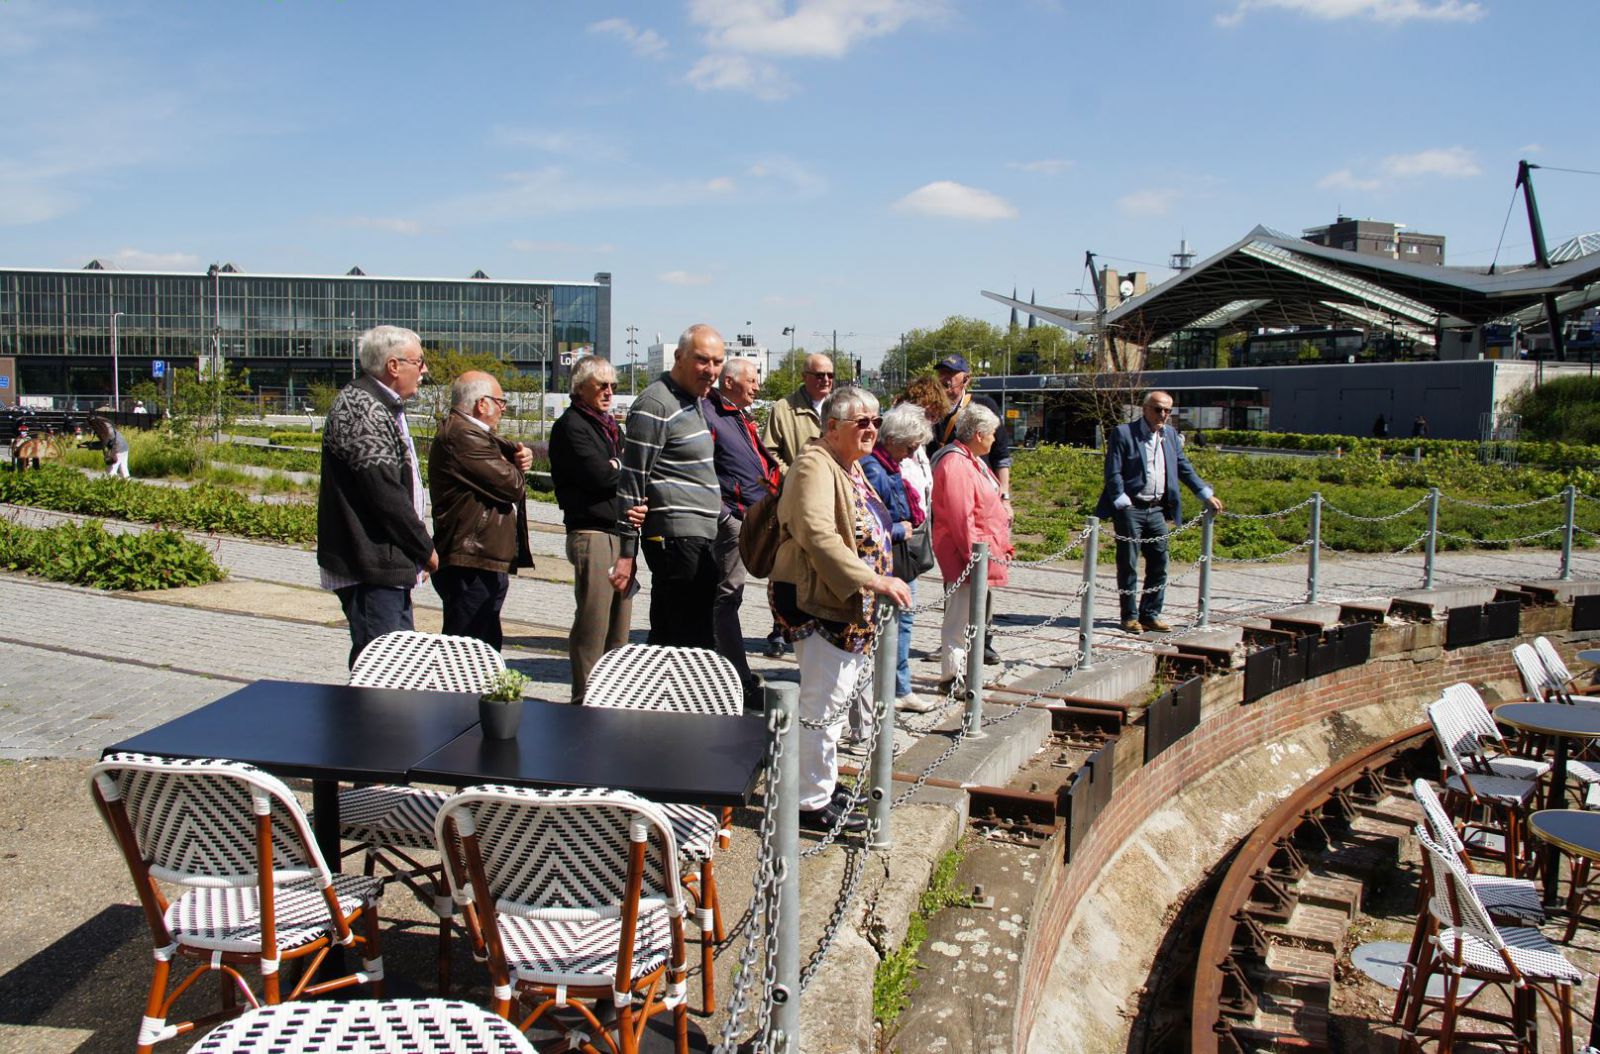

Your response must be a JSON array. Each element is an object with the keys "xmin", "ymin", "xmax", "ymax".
[
  {"xmin": 1530, "ymin": 810, "xmax": 1600, "ymax": 861},
  {"xmin": 107, "ymin": 680, "xmax": 483, "ymax": 783},
  {"xmin": 1494, "ymin": 702, "xmax": 1600, "ymax": 739},
  {"xmin": 410, "ymin": 699, "xmax": 770, "ymax": 807}
]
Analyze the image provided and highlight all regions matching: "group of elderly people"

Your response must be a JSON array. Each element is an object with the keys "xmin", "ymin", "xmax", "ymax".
[{"xmin": 552, "ymin": 343, "xmax": 1013, "ymax": 833}]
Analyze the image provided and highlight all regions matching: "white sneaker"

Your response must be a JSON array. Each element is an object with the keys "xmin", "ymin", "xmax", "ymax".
[{"xmin": 896, "ymin": 692, "xmax": 938, "ymax": 713}]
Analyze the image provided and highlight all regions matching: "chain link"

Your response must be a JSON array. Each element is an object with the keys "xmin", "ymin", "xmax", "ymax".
[
  {"xmin": 1105, "ymin": 510, "xmax": 1205, "ymax": 544},
  {"xmin": 1219, "ymin": 496, "xmax": 1316, "ymax": 521},
  {"xmin": 995, "ymin": 524, "xmax": 1094, "ymax": 567},
  {"xmin": 1436, "ymin": 526, "xmax": 1566, "ymax": 546},
  {"xmin": 798, "ymin": 845, "xmax": 869, "ymax": 991},
  {"xmin": 912, "ymin": 547, "xmax": 984, "ymax": 613},
  {"xmin": 1320, "ymin": 494, "xmax": 1430, "ymax": 522},
  {"xmin": 1212, "ymin": 538, "xmax": 1318, "ymax": 564},
  {"xmin": 1438, "ymin": 492, "xmax": 1564, "ymax": 511}
]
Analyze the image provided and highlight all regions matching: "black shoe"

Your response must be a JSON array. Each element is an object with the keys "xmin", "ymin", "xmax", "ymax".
[
  {"xmin": 800, "ymin": 800, "xmax": 867, "ymax": 833},
  {"xmin": 984, "ymin": 644, "xmax": 1001, "ymax": 666},
  {"xmin": 765, "ymin": 635, "xmax": 786, "ymax": 658},
  {"xmin": 832, "ymin": 783, "xmax": 861, "ymax": 808}
]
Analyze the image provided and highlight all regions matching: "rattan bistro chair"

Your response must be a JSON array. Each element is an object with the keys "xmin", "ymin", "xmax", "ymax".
[
  {"xmin": 191, "ymin": 1000, "xmax": 536, "ymax": 1054},
  {"xmin": 1401, "ymin": 828, "xmax": 1580, "ymax": 1054},
  {"xmin": 1439, "ymin": 682, "xmax": 1552, "ymax": 783},
  {"xmin": 583, "ymin": 643, "xmax": 744, "ymax": 1014},
  {"xmin": 90, "ymin": 753, "xmax": 385, "ymax": 1053},
  {"xmin": 435, "ymin": 786, "xmax": 690, "ymax": 1054},
  {"xmin": 1534, "ymin": 636, "xmax": 1600, "ymax": 707},
  {"xmin": 342, "ymin": 630, "xmax": 506, "ymax": 991},
  {"xmin": 1427, "ymin": 698, "xmax": 1539, "ymax": 879}
]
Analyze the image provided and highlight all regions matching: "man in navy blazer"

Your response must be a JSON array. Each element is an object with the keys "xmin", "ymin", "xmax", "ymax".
[{"xmin": 1095, "ymin": 390, "xmax": 1224, "ymax": 633}]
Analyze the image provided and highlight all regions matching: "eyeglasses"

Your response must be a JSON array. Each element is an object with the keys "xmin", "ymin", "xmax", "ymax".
[
  {"xmin": 806, "ymin": 371, "xmax": 835, "ymax": 380},
  {"xmin": 394, "ymin": 355, "xmax": 426, "ymax": 369},
  {"xmin": 1150, "ymin": 405, "xmax": 1173, "ymax": 415},
  {"xmin": 592, "ymin": 381, "xmax": 617, "ymax": 391},
  {"xmin": 838, "ymin": 415, "xmax": 882, "ymax": 430},
  {"xmin": 482, "ymin": 395, "xmax": 507, "ymax": 407}
]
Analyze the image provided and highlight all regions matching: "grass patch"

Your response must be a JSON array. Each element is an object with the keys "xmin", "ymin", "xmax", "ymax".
[
  {"xmin": 0, "ymin": 517, "xmax": 225, "ymax": 590},
  {"xmin": 873, "ymin": 846, "xmax": 970, "ymax": 1044}
]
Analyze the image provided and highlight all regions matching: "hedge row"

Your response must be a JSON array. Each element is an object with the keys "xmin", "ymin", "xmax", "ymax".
[{"xmin": 0, "ymin": 517, "xmax": 225, "ymax": 590}]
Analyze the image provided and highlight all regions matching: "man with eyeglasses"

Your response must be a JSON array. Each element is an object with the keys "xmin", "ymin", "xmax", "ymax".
[
  {"xmin": 1095, "ymin": 390, "xmax": 1223, "ymax": 634},
  {"xmin": 758, "ymin": 352, "xmax": 835, "ymax": 655},
  {"xmin": 318, "ymin": 325, "xmax": 439, "ymax": 666},
  {"xmin": 427, "ymin": 370, "xmax": 534, "ymax": 650}
]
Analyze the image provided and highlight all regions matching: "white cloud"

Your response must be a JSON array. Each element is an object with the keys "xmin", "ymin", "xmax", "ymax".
[
  {"xmin": 660, "ymin": 270, "xmax": 714, "ymax": 286},
  {"xmin": 892, "ymin": 181, "xmax": 1018, "ymax": 221},
  {"xmin": 1115, "ymin": 188, "xmax": 1180, "ymax": 217},
  {"xmin": 337, "ymin": 216, "xmax": 421, "ymax": 236},
  {"xmin": 1380, "ymin": 146, "xmax": 1480, "ymax": 179},
  {"xmin": 587, "ymin": 17, "xmax": 668, "ymax": 57},
  {"xmin": 706, "ymin": 176, "xmax": 737, "ymax": 193},
  {"xmin": 686, "ymin": 54, "xmax": 796, "ymax": 100},
  {"xmin": 0, "ymin": 0, "xmax": 99, "ymax": 58},
  {"xmin": 746, "ymin": 156, "xmax": 827, "ymax": 196},
  {"xmin": 509, "ymin": 239, "xmax": 618, "ymax": 254},
  {"xmin": 1520, "ymin": 143, "xmax": 1544, "ymax": 154},
  {"xmin": 1217, "ymin": 0, "xmax": 1484, "ymax": 25},
  {"xmin": 1316, "ymin": 168, "xmax": 1382, "ymax": 191},
  {"xmin": 105, "ymin": 248, "xmax": 201, "ymax": 270},
  {"xmin": 689, "ymin": 0, "xmax": 942, "ymax": 58},
  {"xmin": 1007, "ymin": 159, "xmax": 1074, "ymax": 175},
  {"xmin": 490, "ymin": 127, "xmax": 624, "ymax": 161}
]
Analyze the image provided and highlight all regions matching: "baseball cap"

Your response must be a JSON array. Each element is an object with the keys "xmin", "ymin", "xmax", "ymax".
[{"xmin": 935, "ymin": 353, "xmax": 970, "ymax": 374}]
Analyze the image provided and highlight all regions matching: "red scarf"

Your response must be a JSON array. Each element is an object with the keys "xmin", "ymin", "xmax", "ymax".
[
  {"xmin": 871, "ymin": 445, "xmax": 925, "ymax": 526},
  {"xmin": 575, "ymin": 399, "xmax": 621, "ymax": 458}
]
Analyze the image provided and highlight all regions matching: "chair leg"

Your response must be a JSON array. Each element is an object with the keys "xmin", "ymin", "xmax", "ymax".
[
  {"xmin": 1564, "ymin": 858, "xmax": 1591, "ymax": 943},
  {"xmin": 136, "ymin": 954, "xmax": 173, "ymax": 1054},
  {"xmin": 361, "ymin": 906, "xmax": 386, "ymax": 999},
  {"xmin": 699, "ymin": 859, "xmax": 718, "ymax": 1014},
  {"xmin": 1438, "ymin": 971, "xmax": 1461, "ymax": 1054},
  {"xmin": 434, "ymin": 877, "xmax": 453, "ymax": 995}
]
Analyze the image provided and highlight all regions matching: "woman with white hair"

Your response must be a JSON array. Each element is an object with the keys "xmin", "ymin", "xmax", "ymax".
[
  {"xmin": 859, "ymin": 402, "xmax": 938, "ymax": 714},
  {"xmin": 930, "ymin": 401, "xmax": 1014, "ymax": 692},
  {"xmin": 769, "ymin": 386, "xmax": 913, "ymax": 833}
]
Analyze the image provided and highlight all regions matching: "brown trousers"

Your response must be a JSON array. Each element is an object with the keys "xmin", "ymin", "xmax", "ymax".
[{"xmin": 566, "ymin": 530, "xmax": 633, "ymax": 703}]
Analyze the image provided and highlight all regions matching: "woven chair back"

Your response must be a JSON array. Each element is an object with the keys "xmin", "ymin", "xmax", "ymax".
[
  {"xmin": 1534, "ymin": 636, "xmax": 1576, "ymax": 689},
  {"xmin": 90, "ymin": 752, "xmax": 326, "ymax": 888},
  {"xmin": 350, "ymin": 631, "xmax": 506, "ymax": 694},
  {"xmin": 584, "ymin": 644, "xmax": 743, "ymax": 716},
  {"xmin": 1512, "ymin": 642, "xmax": 1554, "ymax": 702},
  {"xmin": 1439, "ymin": 682, "xmax": 1503, "ymax": 746},
  {"xmin": 1416, "ymin": 825, "xmax": 1511, "ymax": 963},
  {"xmin": 1411, "ymin": 778, "xmax": 1468, "ymax": 858},
  {"xmin": 436, "ymin": 786, "xmax": 682, "ymax": 919},
  {"xmin": 1427, "ymin": 697, "xmax": 1486, "ymax": 779}
]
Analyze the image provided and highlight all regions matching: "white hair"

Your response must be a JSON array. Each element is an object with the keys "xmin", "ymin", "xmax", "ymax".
[
  {"xmin": 570, "ymin": 355, "xmax": 617, "ymax": 395},
  {"xmin": 879, "ymin": 402, "xmax": 932, "ymax": 449},
  {"xmin": 721, "ymin": 357, "xmax": 757, "ymax": 382},
  {"xmin": 451, "ymin": 374, "xmax": 497, "ymax": 409},
  {"xmin": 953, "ymin": 401, "xmax": 1000, "ymax": 442},
  {"xmin": 821, "ymin": 387, "xmax": 878, "ymax": 422},
  {"xmin": 358, "ymin": 325, "xmax": 421, "ymax": 376}
]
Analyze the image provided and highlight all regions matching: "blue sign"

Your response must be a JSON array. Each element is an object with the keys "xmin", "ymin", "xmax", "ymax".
[
  {"xmin": 0, "ymin": 377, "xmax": 9, "ymax": 389},
  {"xmin": 152, "ymin": 360, "xmax": 166, "ymax": 378}
]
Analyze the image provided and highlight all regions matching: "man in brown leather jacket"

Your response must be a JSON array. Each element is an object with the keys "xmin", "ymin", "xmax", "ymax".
[{"xmin": 428, "ymin": 371, "xmax": 534, "ymax": 649}]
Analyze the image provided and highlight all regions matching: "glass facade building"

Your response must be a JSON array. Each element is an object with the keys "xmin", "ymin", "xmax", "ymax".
[{"xmin": 0, "ymin": 264, "xmax": 610, "ymax": 407}]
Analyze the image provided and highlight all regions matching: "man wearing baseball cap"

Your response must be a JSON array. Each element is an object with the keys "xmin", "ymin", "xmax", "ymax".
[{"xmin": 928, "ymin": 352, "xmax": 1011, "ymax": 666}]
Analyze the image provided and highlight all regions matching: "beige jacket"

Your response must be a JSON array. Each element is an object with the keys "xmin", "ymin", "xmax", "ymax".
[
  {"xmin": 760, "ymin": 389, "xmax": 821, "ymax": 471},
  {"xmin": 770, "ymin": 440, "xmax": 874, "ymax": 624}
]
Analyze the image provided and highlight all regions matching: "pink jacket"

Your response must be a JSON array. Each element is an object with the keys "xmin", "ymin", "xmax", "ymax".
[{"xmin": 931, "ymin": 441, "xmax": 1012, "ymax": 588}]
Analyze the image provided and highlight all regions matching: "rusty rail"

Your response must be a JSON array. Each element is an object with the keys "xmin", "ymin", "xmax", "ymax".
[{"xmin": 1189, "ymin": 721, "xmax": 1432, "ymax": 1053}]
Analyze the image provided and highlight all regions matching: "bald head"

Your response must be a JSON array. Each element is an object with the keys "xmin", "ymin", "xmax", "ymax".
[
  {"xmin": 802, "ymin": 353, "xmax": 835, "ymax": 404},
  {"xmin": 452, "ymin": 371, "xmax": 507, "ymax": 428}
]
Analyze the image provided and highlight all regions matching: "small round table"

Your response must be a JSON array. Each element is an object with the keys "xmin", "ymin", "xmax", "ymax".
[
  {"xmin": 1576, "ymin": 648, "xmax": 1600, "ymax": 668},
  {"xmin": 1528, "ymin": 810, "xmax": 1600, "ymax": 1048},
  {"xmin": 1493, "ymin": 703, "xmax": 1600, "ymax": 905}
]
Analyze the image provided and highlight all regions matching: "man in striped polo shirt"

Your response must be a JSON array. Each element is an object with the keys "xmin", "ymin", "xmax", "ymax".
[{"xmin": 608, "ymin": 323, "xmax": 727, "ymax": 647}]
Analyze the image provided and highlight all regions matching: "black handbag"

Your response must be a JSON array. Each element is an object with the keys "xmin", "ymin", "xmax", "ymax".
[{"xmin": 893, "ymin": 521, "xmax": 935, "ymax": 582}]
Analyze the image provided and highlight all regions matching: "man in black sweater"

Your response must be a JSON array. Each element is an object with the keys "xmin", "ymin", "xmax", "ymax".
[{"xmin": 550, "ymin": 356, "xmax": 641, "ymax": 702}]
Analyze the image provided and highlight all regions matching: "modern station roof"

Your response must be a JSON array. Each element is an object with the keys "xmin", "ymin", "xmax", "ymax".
[{"xmin": 984, "ymin": 225, "xmax": 1600, "ymax": 344}]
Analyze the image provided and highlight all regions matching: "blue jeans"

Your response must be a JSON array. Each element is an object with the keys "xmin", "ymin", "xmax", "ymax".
[
  {"xmin": 896, "ymin": 579, "xmax": 916, "ymax": 697},
  {"xmin": 1114, "ymin": 506, "xmax": 1169, "ymax": 623},
  {"xmin": 336, "ymin": 583, "xmax": 415, "ymax": 668}
]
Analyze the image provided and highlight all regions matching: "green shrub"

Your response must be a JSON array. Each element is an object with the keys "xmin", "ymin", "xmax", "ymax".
[
  {"xmin": 1503, "ymin": 375, "xmax": 1600, "ymax": 444},
  {"xmin": 0, "ymin": 517, "xmax": 224, "ymax": 590},
  {"xmin": 268, "ymin": 430, "xmax": 323, "ymax": 448},
  {"xmin": 0, "ymin": 466, "xmax": 317, "ymax": 544}
]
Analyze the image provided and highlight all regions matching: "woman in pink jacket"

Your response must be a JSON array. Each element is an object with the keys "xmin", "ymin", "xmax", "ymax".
[{"xmin": 931, "ymin": 402, "xmax": 1014, "ymax": 689}]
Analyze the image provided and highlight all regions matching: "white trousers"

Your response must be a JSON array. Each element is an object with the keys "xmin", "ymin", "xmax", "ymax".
[
  {"xmin": 793, "ymin": 633, "xmax": 869, "ymax": 811},
  {"xmin": 940, "ymin": 581, "xmax": 973, "ymax": 679},
  {"xmin": 108, "ymin": 452, "xmax": 130, "ymax": 478}
]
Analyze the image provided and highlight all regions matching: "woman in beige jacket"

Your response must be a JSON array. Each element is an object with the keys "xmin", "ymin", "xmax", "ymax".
[{"xmin": 769, "ymin": 387, "xmax": 912, "ymax": 833}]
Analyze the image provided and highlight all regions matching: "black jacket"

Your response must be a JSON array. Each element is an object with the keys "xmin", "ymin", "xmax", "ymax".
[
  {"xmin": 550, "ymin": 404, "xmax": 623, "ymax": 533},
  {"xmin": 316, "ymin": 374, "xmax": 434, "ymax": 586}
]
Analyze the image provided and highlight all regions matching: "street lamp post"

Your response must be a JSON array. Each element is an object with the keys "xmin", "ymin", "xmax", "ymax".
[
  {"xmin": 781, "ymin": 325, "xmax": 795, "ymax": 383},
  {"xmin": 111, "ymin": 311, "xmax": 126, "ymax": 411}
]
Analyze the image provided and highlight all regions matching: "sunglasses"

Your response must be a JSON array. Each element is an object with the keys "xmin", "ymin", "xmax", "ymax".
[
  {"xmin": 838, "ymin": 415, "xmax": 882, "ymax": 430},
  {"xmin": 592, "ymin": 381, "xmax": 617, "ymax": 391},
  {"xmin": 806, "ymin": 371, "xmax": 835, "ymax": 379}
]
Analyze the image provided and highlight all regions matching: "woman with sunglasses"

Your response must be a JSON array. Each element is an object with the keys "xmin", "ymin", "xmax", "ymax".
[
  {"xmin": 769, "ymin": 387, "xmax": 912, "ymax": 833},
  {"xmin": 930, "ymin": 401, "xmax": 1014, "ymax": 693}
]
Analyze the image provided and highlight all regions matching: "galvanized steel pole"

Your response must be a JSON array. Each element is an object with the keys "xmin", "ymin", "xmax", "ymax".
[
  {"xmin": 964, "ymin": 543, "xmax": 989, "ymax": 738},
  {"xmin": 1423, "ymin": 487, "xmax": 1440, "ymax": 589},
  {"xmin": 1079, "ymin": 518, "xmax": 1099, "ymax": 669},
  {"xmin": 766, "ymin": 680, "xmax": 800, "ymax": 1052},
  {"xmin": 1561, "ymin": 484, "xmax": 1577, "ymax": 581},
  {"xmin": 1306, "ymin": 492, "xmax": 1323, "ymax": 603},
  {"xmin": 869, "ymin": 602, "xmax": 897, "ymax": 848},
  {"xmin": 1197, "ymin": 506, "xmax": 1215, "ymax": 627}
]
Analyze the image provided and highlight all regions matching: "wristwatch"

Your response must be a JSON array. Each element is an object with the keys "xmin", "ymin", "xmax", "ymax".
[{"xmin": 1000, "ymin": 493, "xmax": 1011, "ymax": 500}]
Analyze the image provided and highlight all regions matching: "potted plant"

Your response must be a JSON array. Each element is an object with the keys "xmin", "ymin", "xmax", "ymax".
[{"xmin": 479, "ymin": 669, "xmax": 530, "ymax": 740}]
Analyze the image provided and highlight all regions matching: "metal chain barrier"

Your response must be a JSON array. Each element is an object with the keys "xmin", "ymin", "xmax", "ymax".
[
  {"xmin": 1106, "ymin": 510, "xmax": 1206, "ymax": 544},
  {"xmin": 797, "ymin": 603, "xmax": 896, "ymax": 731},
  {"xmin": 798, "ymin": 844, "xmax": 869, "ymax": 992},
  {"xmin": 1436, "ymin": 526, "xmax": 1566, "ymax": 546},
  {"xmin": 1438, "ymin": 492, "xmax": 1564, "ymax": 511},
  {"xmin": 1218, "ymin": 496, "xmax": 1316, "ymax": 521},
  {"xmin": 1320, "ymin": 494, "xmax": 1430, "ymax": 522},
  {"xmin": 1212, "ymin": 538, "xmax": 1318, "ymax": 564},
  {"xmin": 994, "ymin": 524, "xmax": 1094, "ymax": 568},
  {"xmin": 914, "ymin": 548, "xmax": 983, "ymax": 612},
  {"xmin": 714, "ymin": 708, "xmax": 788, "ymax": 1054}
]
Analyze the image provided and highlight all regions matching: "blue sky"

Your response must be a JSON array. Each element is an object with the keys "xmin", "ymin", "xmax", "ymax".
[{"xmin": 2, "ymin": 0, "xmax": 1593, "ymax": 367}]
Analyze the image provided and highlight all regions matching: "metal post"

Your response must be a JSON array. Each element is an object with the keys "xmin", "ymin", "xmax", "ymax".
[
  {"xmin": 1424, "ymin": 487, "xmax": 1440, "ymax": 589},
  {"xmin": 1079, "ymin": 518, "xmax": 1099, "ymax": 669},
  {"xmin": 1197, "ymin": 506, "xmax": 1215, "ymax": 627},
  {"xmin": 765, "ymin": 680, "xmax": 800, "ymax": 1053},
  {"xmin": 111, "ymin": 311, "xmax": 124, "ymax": 411},
  {"xmin": 1561, "ymin": 484, "xmax": 1577, "ymax": 581},
  {"xmin": 869, "ymin": 601, "xmax": 898, "ymax": 849},
  {"xmin": 964, "ymin": 544, "xmax": 989, "ymax": 738},
  {"xmin": 1307, "ymin": 492, "xmax": 1323, "ymax": 603}
]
